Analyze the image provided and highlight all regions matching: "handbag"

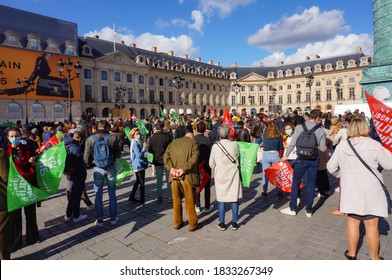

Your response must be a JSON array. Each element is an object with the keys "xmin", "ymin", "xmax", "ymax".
[
  {"xmin": 216, "ymin": 141, "xmax": 236, "ymax": 164},
  {"xmin": 348, "ymin": 140, "xmax": 392, "ymax": 214}
]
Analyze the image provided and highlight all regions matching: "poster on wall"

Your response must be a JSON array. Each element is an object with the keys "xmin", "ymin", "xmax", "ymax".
[{"xmin": 0, "ymin": 47, "xmax": 81, "ymax": 100}]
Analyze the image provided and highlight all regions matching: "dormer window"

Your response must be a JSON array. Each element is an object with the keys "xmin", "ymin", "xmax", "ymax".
[
  {"xmin": 81, "ymin": 44, "xmax": 92, "ymax": 56},
  {"xmin": 27, "ymin": 33, "xmax": 41, "ymax": 50},
  {"xmin": 64, "ymin": 40, "xmax": 76, "ymax": 55},
  {"xmin": 3, "ymin": 30, "xmax": 22, "ymax": 47},
  {"xmin": 45, "ymin": 38, "xmax": 60, "ymax": 53}
]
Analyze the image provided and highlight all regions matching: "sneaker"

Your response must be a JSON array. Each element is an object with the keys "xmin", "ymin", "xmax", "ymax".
[
  {"xmin": 316, "ymin": 192, "xmax": 321, "ymax": 198},
  {"xmin": 280, "ymin": 207, "xmax": 296, "ymax": 216},
  {"xmin": 95, "ymin": 220, "xmax": 104, "ymax": 227},
  {"xmin": 297, "ymin": 198, "xmax": 300, "ymax": 207},
  {"xmin": 231, "ymin": 222, "xmax": 239, "ymax": 231},
  {"xmin": 306, "ymin": 212, "xmax": 312, "ymax": 218},
  {"xmin": 110, "ymin": 217, "xmax": 119, "ymax": 226},
  {"xmin": 335, "ymin": 187, "xmax": 340, "ymax": 193},
  {"xmin": 261, "ymin": 191, "xmax": 267, "ymax": 197},
  {"xmin": 86, "ymin": 204, "xmax": 94, "ymax": 210},
  {"xmin": 204, "ymin": 207, "xmax": 212, "ymax": 214},
  {"xmin": 218, "ymin": 222, "xmax": 226, "ymax": 231},
  {"xmin": 195, "ymin": 206, "xmax": 201, "ymax": 213},
  {"xmin": 64, "ymin": 215, "xmax": 72, "ymax": 222},
  {"xmin": 73, "ymin": 214, "xmax": 87, "ymax": 223}
]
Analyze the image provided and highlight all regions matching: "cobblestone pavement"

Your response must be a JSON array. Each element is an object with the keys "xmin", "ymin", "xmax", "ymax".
[{"xmin": 10, "ymin": 148, "xmax": 392, "ymax": 260}]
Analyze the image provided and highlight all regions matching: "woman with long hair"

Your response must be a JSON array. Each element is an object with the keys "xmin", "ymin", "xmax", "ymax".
[{"xmin": 261, "ymin": 121, "xmax": 283, "ymax": 196}]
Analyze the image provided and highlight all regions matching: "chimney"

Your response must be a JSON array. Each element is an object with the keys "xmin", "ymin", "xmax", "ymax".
[
  {"xmin": 182, "ymin": 54, "xmax": 189, "ymax": 59},
  {"xmin": 168, "ymin": 50, "xmax": 174, "ymax": 56},
  {"xmin": 151, "ymin": 46, "xmax": 157, "ymax": 52},
  {"xmin": 130, "ymin": 43, "xmax": 136, "ymax": 47},
  {"xmin": 259, "ymin": 62, "xmax": 264, "ymax": 67},
  {"xmin": 314, "ymin": 54, "xmax": 320, "ymax": 59},
  {"xmin": 121, "ymin": 40, "xmax": 125, "ymax": 44},
  {"xmin": 231, "ymin": 62, "xmax": 238, "ymax": 67},
  {"xmin": 95, "ymin": 35, "xmax": 100, "ymax": 39},
  {"xmin": 281, "ymin": 61, "xmax": 284, "ymax": 64},
  {"xmin": 196, "ymin": 57, "xmax": 201, "ymax": 62},
  {"xmin": 208, "ymin": 59, "xmax": 213, "ymax": 65},
  {"xmin": 356, "ymin": 46, "xmax": 362, "ymax": 53},
  {"xmin": 305, "ymin": 56, "xmax": 310, "ymax": 60},
  {"xmin": 215, "ymin": 61, "xmax": 220, "ymax": 66}
]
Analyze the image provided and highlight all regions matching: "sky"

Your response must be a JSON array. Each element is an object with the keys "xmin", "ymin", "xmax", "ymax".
[{"xmin": 2, "ymin": 0, "xmax": 374, "ymax": 67}]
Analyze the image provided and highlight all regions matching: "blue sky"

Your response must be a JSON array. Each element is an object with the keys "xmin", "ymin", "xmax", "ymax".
[{"xmin": 3, "ymin": 0, "xmax": 374, "ymax": 67}]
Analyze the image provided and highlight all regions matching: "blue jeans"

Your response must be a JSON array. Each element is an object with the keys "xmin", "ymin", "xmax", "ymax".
[
  {"xmin": 155, "ymin": 166, "xmax": 171, "ymax": 199},
  {"xmin": 289, "ymin": 158, "xmax": 319, "ymax": 213},
  {"xmin": 218, "ymin": 201, "xmax": 239, "ymax": 223},
  {"xmin": 262, "ymin": 151, "xmax": 280, "ymax": 192},
  {"xmin": 93, "ymin": 165, "xmax": 117, "ymax": 222}
]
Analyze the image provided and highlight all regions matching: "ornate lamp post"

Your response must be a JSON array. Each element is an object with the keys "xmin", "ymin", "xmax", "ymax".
[
  {"xmin": 16, "ymin": 77, "xmax": 35, "ymax": 124},
  {"xmin": 57, "ymin": 58, "xmax": 81, "ymax": 122},
  {"xmin": 334, "ymin": 81, "xmax": 341, "ymax": 104},
  {"xmin": 297, "ymin": 90, "xmax": 302, "ymax": 109},
  {"xmin": 115, "ymin": 85, "xmax": 126, "ymax": 119},
  {"xmin": 172, "ymin": 74, "xmax": 184, "ymax": 113},
  {"xmin": 231, "ymin": 81, "xmax": 241, "ymax": 115},
  {"xmin": 306, "ymin": 72, "xmax": 314, "ymax": 110},
  {"xmin": 269, "ymin": 87, "xmax": 277, "ymax": 113}
]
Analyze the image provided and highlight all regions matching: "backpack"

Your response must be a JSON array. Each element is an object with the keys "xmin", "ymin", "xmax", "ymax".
[
  {"xmin": 296, "ymin": 123, "xmax": 321, "ymax": 159},
  {"xmin": 91, "ymin": 134, "xmax": 113, "ymax": 168}
]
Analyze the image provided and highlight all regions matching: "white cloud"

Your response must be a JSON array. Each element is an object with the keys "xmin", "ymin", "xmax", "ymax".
[
  {"xmin": 248, "ymin": 6, "xmax": 349, "ymax": 51},
  {"xmin": 199, "ymin": 0, "xmax": 256, "ymax": 18},
  {"xmin": 84, "ymin": 27, "xmax": 198, "ymax": 57},
  {"xmin": 252, "ymin": 33, "xmax": 374, "ymax": 66},
  {"xmin": 188, "ymin": 10, "xmax": 204, "ymax": 34}
]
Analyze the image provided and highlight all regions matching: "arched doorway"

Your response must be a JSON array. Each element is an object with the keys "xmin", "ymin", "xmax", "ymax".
[
  {"xmin": 102, "ymin": 107, "xmax": 111, "ymax": 118},
  {"xmin": 129, "ymin": 107, "xmax": 136, "ymax": 118},
  {"xmin": 140, "ymin": 108, "xmax": 146, "ymax": 119},
  {"xmin": 151, "ymin": 108, "xmax": 156, "ymax": 117}
]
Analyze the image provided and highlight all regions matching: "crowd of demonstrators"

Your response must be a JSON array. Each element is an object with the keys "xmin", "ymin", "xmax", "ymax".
[{"xmin": 1, "ymin": 105, "xmax": 390, "ymax": 260}]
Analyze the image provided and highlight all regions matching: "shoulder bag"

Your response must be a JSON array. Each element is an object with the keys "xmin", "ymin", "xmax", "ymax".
[
  {"xmin": 216, "ymin": 141, "xmax": 236, "ymax": 164},
  {"xmin": 348, "ymin": 140, "xmax": 392, "ymax": 214}
]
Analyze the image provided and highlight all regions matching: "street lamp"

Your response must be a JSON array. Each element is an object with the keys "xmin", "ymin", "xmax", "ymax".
[
  {"xmin": 115, "ymin": 85, "xmax": 126, "ymax": 119},
  {"xmin": 334, "ymin": 81, "xmax": 340, "ymax": 104},
  {"xmin": 269, "ymin": 87, "xmax": 277, "ymax": 113},
  {"xmin": 231, "ymin": 81, "xmax": 241, "ymax": 115},
  {"xmin": 297, "ymin": 90, "xmax": 302, "ymax": 109},
  {"xmin": 172, "ymin": 74, "xmax": 184, "ymax": 113},
  {"xmin": 306, "ymin": 72, "xmax": 314, "ymax": 110},
  {"xmin": 57, "ymin": 58, "xmax": 81, "ymax": 122},
  {"xmin": 16, "ymin": 77, "xmax": 35, "ymax": 124}
]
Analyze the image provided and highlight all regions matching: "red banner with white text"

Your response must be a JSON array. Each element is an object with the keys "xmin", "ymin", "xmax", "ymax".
[{"xmin": 366, "ymin": 92, "xmax": 392, "ymax": 153}]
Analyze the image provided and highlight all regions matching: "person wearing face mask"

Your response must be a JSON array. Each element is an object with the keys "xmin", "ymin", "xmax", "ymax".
[
  {"xmin": 5, "ymin": 127, "xmax": 40, "ymax": 250},
  {"xmin": 282, "ymin": 123, "xmax": 297, "ymax": 168},
  {"xmin": 128, "ymin": 128, "xmax": 148, "ymax": 203}
]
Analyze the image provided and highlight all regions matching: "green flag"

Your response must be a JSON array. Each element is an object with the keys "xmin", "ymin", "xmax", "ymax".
[
  {"xmin": 147, "ymin": 153, "xmax": 154, "ymax": 163},
  {"xmin": 160, "ymin": 107, "xmax": 167, "ymax": 119},
  {"xmin": 237, "ymin": 142, "xmax": 259, "ymax": 188},
  {"xmin": 7, "ymin": 158, "xmax": 49, "ymax": 212},
  {"xmin": 124, "ymin": 126, "xmax": 132, "ymax": 142},
  {"xmin": 171, "ymin": 111, "xmax": 179, "ymax": 121},
  {"xmin": 115, "ymin": 157, "xmax": 132, "ymax": 186},
  {"xmin": 137, "ymin": 119, "xmax": 149, "ymax": 137},
  {"xmin": 36, "ymin": 142, "xmax": 67, "ymax": 194}
]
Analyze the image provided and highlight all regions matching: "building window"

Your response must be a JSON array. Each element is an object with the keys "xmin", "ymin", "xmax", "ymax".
[
  {"xmin": 29, "ymin": 38, "xmax": 39, "ymax": 50},
  {"xmin": 53, "ymin": 104, "xmax": 65, "ymax": 119},
  {"xmin": 193, "ymin": 83, "xmax": 196, "ymax": 89},
  {"xmin": 326, "ymin": 89, "xmax": 332, "ymax": 100},
  {"xmin": 349, "ymin": 87, "xmax": 355, "ymax": 99},
  {"xmin": 8, "ymin": 103, "xmax": 22, "ymax": 119},
  {"xmin": 338, "ymin": 89, "xmax": 343, "ymax": 100},
  {"xmin": 231, "ymin": 96, "xmax": 236, "ymax": 106},
  {"xmin": 287, "ymin": 84, "xmax": 291, "ymax": 90},
  {"xmin": 287, "ymin": 94, "xmax": 292, "ymax": 104},
  {"xmin": 139, "ymin": 75, "xmax": 144, "ymax": 84},
  {"xmin": 296, "ymin": 93, "xmax": 301, "ymax": 103},
  {"xmin": 127, "ymin": 88, "xmax": 134, "ymax": 102},
  {"xmin": 306, "ymin": 92, "xmax": 310, "ymax": 102},
  {"xmin": 32, "ymin": 103, "xmax": 45, "ymax": 119},
  {"xmin": 101, "ymin": 71, "xmax": 108, "ymax": 80},
  {"xmin": 326, "ymin": 79, "xmax": 332, "ymax": 86},
  {"xmin": 149, "ymin": 77, "xmax": 155, "ymax": 85},
  {"xmin": 169, "ymin": 92, "xmax": 173, "ymax": 103},
  {"xmin": 65, "ymin": 44, "xmax": 75, "ymax": 55},
  {"xmin": 315, "ymin": 90, "xmax": 321, "ymax": 101},
  {"xmin": 139, "ymin": 89, "xmax": 145, "ymax": 102},
  {"xmin": 241, "ymin": 96, "xmax": 246, "ymax": 105},
  {"xmin": 200, "ymin": 83, "xmax": 204, "ymax": 90},
  {"xmin": 101, "ymin": 86, "xmax": 109, "ymax": 102},
  {"xmin": 159, "ymin": 78, "xmax": 164, "ymax": 86},
  {"xmin": 260, "ymin": 95, "xmax": 264, "ymax": 104},
  {"xmin": 185, "ymin": 81, "xmax": 189, "ymax": 89},
  {"xmin": 250, "ymin": 85, "xmax": 254, "ymax": 92},
  {"xmin": 349, "ymin": 76, "xmax": 355, "ymax": 83},
  {"xmin": 114, "ymin": 72, "xmax": 121, "ymax": 82},
  {"xmin": 259, "ymin": 85, "xmax": 263, "ymax": 91},
  {"xmin": 316, "ymin": 80, "xmax": 321, "ymax": 87},
  {"xmin": 296, "ymin": 84, "xmax": 301, "ymax": 89},
  {"xmin": 84, "ymin": 69, "xmax": 92, "ymax": 79},
  {"xmin": 159, "ymin": 91, "xmax": 164, "ymax": 102},
  {"xmin": 149, "ymin": 90, "xmax": 155, "ymax": 103},
  {"xmin": 85, "ymin": 85, "xmax": 92, "ymax": 101},
  {"xmin": 278, "ymin": 95, "xmax": 283, "ymax": 104},
  {"xmin": 207, "ymin": 84, "xmax": 210, "ymax": 91},
  {"xmin": 127, "ymin": 74, "xmax": 133, "ymax": 83}
]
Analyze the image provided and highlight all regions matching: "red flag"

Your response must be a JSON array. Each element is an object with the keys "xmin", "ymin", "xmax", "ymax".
[
  {"xmin": 196, "ymin": 161, "xmax": 211, "ymax": 195},
  {"xmin": 38, "ymin": 135, "xmax": 60, "ymax": 153},
  {"xmin": 210, "ymin": 106, "xmax": 216, "ymax": 117},
  {"xmin": 366, "ymin": 91, "xmax": 392, "ymax": 153},
  {"xmin": 264, "ymin": 161, "xmax": 304, "ymax": 193},
  {"xmin": 222, "ymin": 108, "xmax": 235, "ymax": 139}
]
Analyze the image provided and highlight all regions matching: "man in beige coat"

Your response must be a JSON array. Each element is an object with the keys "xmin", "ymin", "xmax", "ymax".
[{"xmin": 164, "ymin": 132, "xmax": 201, "ymax": 231}]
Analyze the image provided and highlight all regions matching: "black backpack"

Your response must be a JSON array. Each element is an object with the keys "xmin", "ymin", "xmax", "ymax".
[{"xmin": 296, "ymin": 123, "xmax": 321, "ymax": 159}]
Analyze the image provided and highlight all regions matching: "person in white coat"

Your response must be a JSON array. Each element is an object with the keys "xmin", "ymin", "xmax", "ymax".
[
  {"xmin": 327, "ymin": 118, "xmax": 392, "ymax": 260},
  {"xmin": 209, "ymin": 124, "xmax": 242, "ymax": 231}
]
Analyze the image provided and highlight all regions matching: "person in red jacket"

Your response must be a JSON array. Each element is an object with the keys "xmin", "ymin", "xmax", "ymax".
[{"xmin": 6, "ymin": 127, "xmax": 40, "ymax": 250}]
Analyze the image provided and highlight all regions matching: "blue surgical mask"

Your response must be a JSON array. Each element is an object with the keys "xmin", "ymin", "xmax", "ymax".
[
  {"xmin": 285, "ymin": 129, "xmax": 293, "ymax": 136},
  {"xmin": 9, "ymin": 137, "xmax": 21, "ymax": 145},
  {"xmin": 136, "ymin": 135, "xmax": 141, "ymax": 141},
  {"xmin": 72, "ymin": 128, "xmax": 78, "ymax": 133}
]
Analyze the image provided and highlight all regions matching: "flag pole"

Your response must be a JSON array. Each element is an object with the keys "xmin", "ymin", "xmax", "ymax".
[{"xmin": 113, "ymin": 23, "xmax": 116, "ymax": 52}]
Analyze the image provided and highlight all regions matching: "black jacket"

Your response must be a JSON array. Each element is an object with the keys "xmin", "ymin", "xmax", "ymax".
[{"xmin": 148, "ymin": 131, "xmax": 172, "ymax": 166}]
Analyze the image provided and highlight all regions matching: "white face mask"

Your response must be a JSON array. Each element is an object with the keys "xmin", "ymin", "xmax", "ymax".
[
  {"xmin": 285, "ymin": 129, "xmax": 293, "ymax": 136},
  {"xmin": 136, "ymin": 135, "xmax": 141, "ymax": 141}
]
